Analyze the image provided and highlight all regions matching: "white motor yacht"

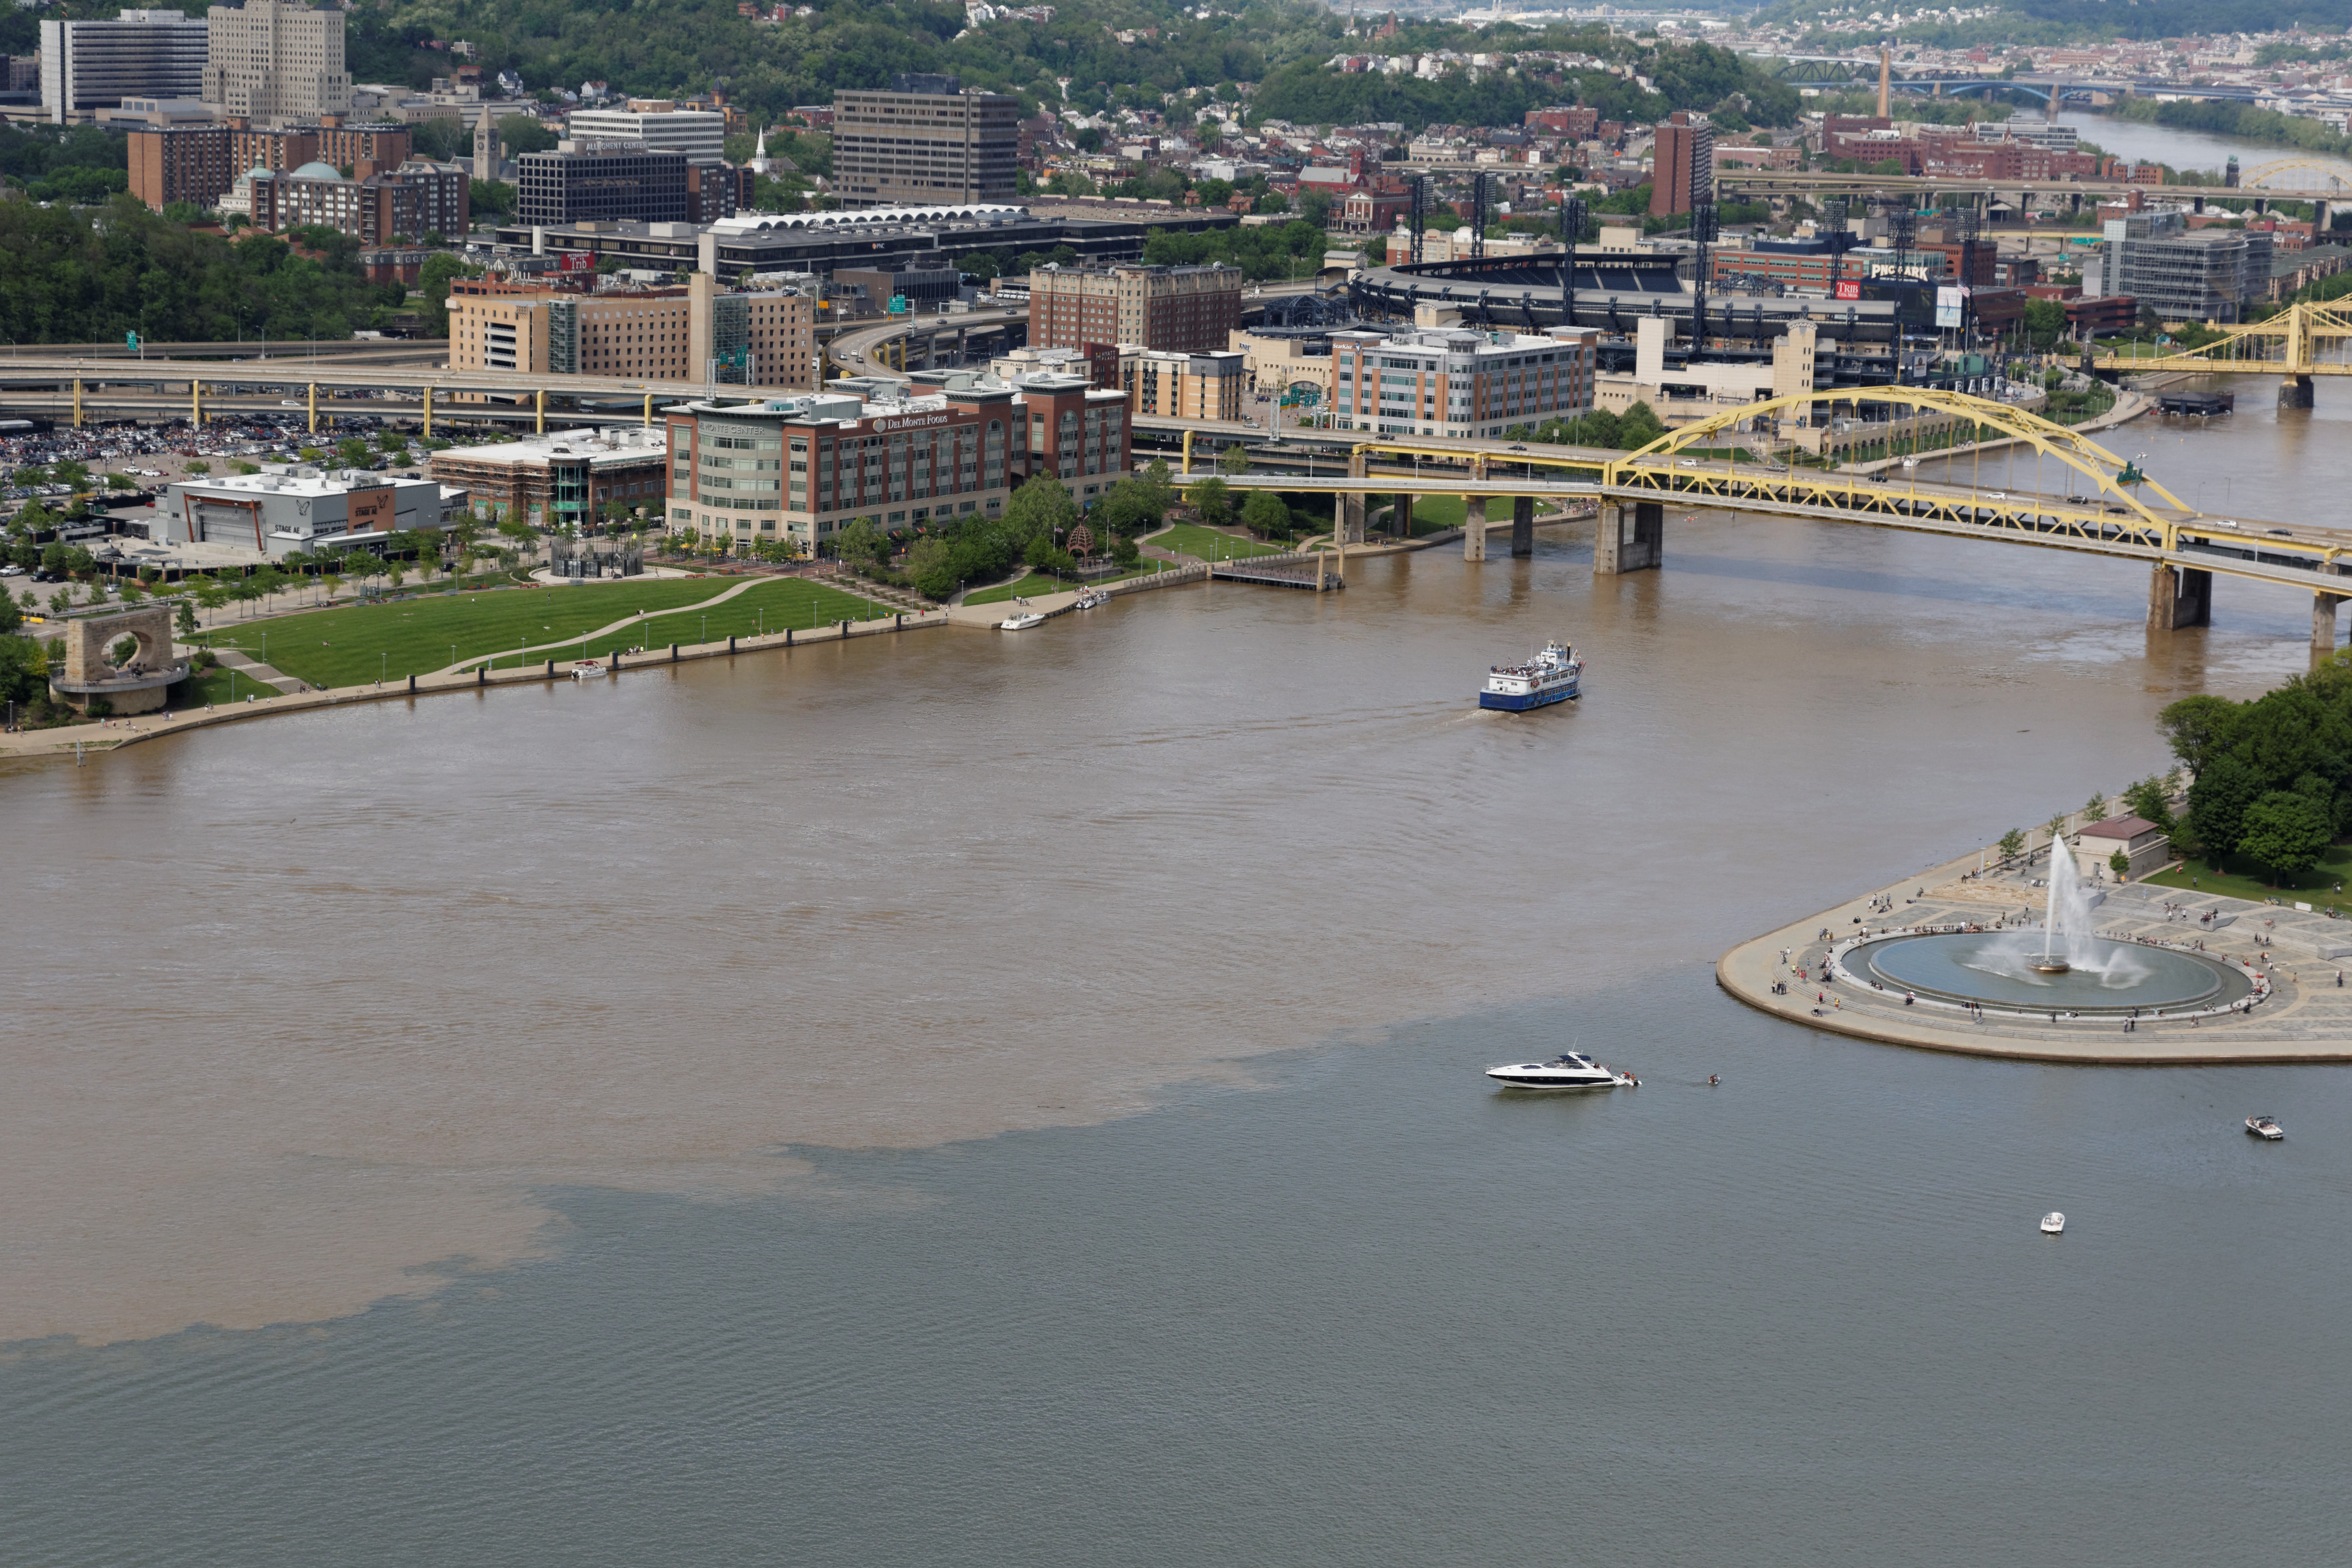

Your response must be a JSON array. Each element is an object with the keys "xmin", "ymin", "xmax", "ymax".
[
  {"xmin": 2246, "ymin": 1115, "xmax": 2284, "ymax": 1140},
  {"xmin": 2040, "ymin": 1212, "xmax": 2066, "ymax": 1235},
  {"xmin": 1485, "ymin": 1052, "xmax": 1626, "ymax": 1091},
  {"xmin": 998, "ymin": 612, "xmax": 1047, "ymax": 631}
]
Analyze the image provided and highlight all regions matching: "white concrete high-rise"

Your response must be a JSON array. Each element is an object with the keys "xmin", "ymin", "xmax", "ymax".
[
  {"xmin": 203, "ymin": 0, "xmax": 350, "ymax": 123},
  {"xmin": 566, "ymin": 105, "xmax": 724, "ymax": 167}
]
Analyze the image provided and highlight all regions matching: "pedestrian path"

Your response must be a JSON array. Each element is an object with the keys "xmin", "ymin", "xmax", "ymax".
[
  {"xmin": 212, "ymin": 647, "xmax": 306, "ymax": 694},
  {"xmin": 441, "ymin": 578, "xmax": 766, "ymax": 672}
]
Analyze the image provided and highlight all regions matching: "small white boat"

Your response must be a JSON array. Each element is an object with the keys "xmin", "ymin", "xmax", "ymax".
[
  {"xmin": 1485, "ymin": 1052, "xmax": 1627, "ymax": 1091},
  {"xmin": 569, "ymin": 660, "xmax": 605, "ymax": 679},
  {"xmin": 2040, "ymin": 1212, "xmax": 2066, "ymax": 1235},
  {"xmin": 2246, "ymin": 1115, "xmax": 2284, "ymax": 1140},
  {"xmin": 998, "ymin": 612, "xmax": 1046, "ymax": 631}
]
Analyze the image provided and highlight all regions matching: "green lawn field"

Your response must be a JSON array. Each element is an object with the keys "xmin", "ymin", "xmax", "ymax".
[
  {"xmin": 1154, "ymin": 523, "xmax": 1282, "ymax": 560},
  {"xmin": 199, "ymin": 576, "xmax": 888, "ymax": 689},
  {"xmin": 2141, "ymin": 844, "xmax": 2352, "ymax": 904},
  {"xmin": 964, "ymin": 562, "xmax": 1172, "ymax": 606}
]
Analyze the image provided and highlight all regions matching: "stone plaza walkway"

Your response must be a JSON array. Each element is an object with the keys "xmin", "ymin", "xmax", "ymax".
[{"xmin": 1719, "ymin": 853, "xmax": 2352, "ymax": 1064}]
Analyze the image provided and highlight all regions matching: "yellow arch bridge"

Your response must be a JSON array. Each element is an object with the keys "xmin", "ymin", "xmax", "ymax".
[
  {"xmin": 1186, "ymin": 387, "xmax": 2352, "ymax": 660},
  {"xmin": 2088, "ymin": 300, "xmax": 2352, "ymax": 406}
]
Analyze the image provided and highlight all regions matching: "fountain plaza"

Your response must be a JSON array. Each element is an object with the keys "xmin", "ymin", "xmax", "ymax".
[{"xmin": 1719, "ymin": 840, "xmax": 2352, "ymax": 1065}]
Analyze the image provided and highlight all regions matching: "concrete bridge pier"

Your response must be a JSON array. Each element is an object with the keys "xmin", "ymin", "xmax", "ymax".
[
  {"xmin": 1338, "ymin": 456, "xmax": 1367, "ymax": 544},
  {"xmin": 2316, "ymin": 592, "xmax": 2343, "ymax": 663},
  {"xmin": 2281, "ymin": 374, "xmax": 2316, "ymax": 409},
  {"xmin": 1593, "ymin": 500, "xmax": 1664, "ymax": 575},
  {"xmin": 2147, "ymin": 563, "xmax": 2213, "ymax": 630},
  {"xmin": 1463, "ymin": 497, "xmax": 1488, "ymax": 561},
  {"xmin": 1394, "ymin": 494, "xmax": 1414, "ymax": 538},
  {"xmin": 1511, "ymin": 495, "xmax": 1535, "ymax": 557}
]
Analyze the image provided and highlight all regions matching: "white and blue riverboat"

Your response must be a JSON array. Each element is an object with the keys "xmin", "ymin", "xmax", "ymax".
[{"xmin": 1479, "ymin": 640, "xmax": 1582, "ymax": 712}]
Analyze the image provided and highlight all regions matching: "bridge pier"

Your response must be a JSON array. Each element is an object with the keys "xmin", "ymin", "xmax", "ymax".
[
  {"xmin": 1395, "ymin": 494, "xmax": 1414, "ymax": 538},
  {"xmin": 2281, "ymin": 374, "xmax": 2315, "ymax": 409},
  {"xmin": 1463, "ymin": 497, "xmax": 1487, "ymax": 561},
  {"xmin": 1511, "ymin": 495, "xmax": 1535, "ymax": 558},
  {"xmin": 1339, "ymin": 453, "xmax": 1367, "ymax": 545},
  {"xmin": 2316, "ymin": 592, "xmax": 2343, "ymax": 663},
  {"xmin": 1593, "ymin": 500, "xmax": 1663, "ymax": 575},
  {"xmin": 2147, "ymin": 563, "xmax": 2212, "ymax": 630}
]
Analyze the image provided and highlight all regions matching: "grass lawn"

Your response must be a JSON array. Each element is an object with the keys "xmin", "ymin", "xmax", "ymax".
[
  {"xmin": 964, "ymin": 562, "xmax": 1172, "ymax": 606},
  {"xmin": 2140, "ymin": 843, "xmax": 2352, "ymax": 906},
  {"xmin": 1154, "ymin": 523, "xmax": 1282, "ymax": 561},
  {"xmin": 198, "ymin": 576, "xmax": 886, "ymax": 689}
]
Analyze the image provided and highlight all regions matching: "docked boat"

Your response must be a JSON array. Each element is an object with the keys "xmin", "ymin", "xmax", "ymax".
[
  {"xmin": 998, "ymin": 612, "xmax": 1047, "ymax": 631},
  {"xmin": 2246, "ymin": 1115, "xmax": 2284, "ymax": 1140},
  {"xmin": 568, "ymin": 660, "xmax": 605, "ymax": 679},
  {"xmin": 1485, "ymin": 1052, "xmax": 1626, "ymax": 1091},
  {"xmin": 2040, "ymin": 1212, "xmax": 2066, "ymax": 1235},
  {"xmin": 1480, "ymin": 640, "xmax": 1582, "ymax": 712},
  {"xmin": 1074, "ymin": 588, "xmax": 1108, "ymax": 610}
]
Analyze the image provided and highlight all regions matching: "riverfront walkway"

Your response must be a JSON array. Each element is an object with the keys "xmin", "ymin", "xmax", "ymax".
[{"xmin": 1720, "ymin": 855, "xmax": 2352, "ymax": 1064}]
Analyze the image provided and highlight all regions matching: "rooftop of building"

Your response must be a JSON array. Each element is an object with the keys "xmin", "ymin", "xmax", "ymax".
[
  {"xmin": 430, "ymin": 426, "xmax": 668, "ymax": 467},
  {"xmin": 173, "ymin": 465, "xmax": 439, "ymax": 498}
]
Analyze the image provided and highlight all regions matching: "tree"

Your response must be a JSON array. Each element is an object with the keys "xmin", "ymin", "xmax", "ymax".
[
  {"xmin": 1002, "ymin": 473, "xmax": 1079, "ymax": 547},
  {"xmin": 183, "ymin": 461, "xmax": 210, "ymax": 476},
  {"xmin": 2022, "ymin": 296, "xmax": 2067, "ymax": 349},
  {"xmin": 1240, "ymin": 488, "xmax": 1290, "ymax": 540},
  {"xmin": 174, "ymin": 597, "xmax": 198, "ymax": 637},
  {"xmin": 2236, "ymin": 790, "xmax": 2334, "ymax": 885},
  {"xmin": 1187, "ymin": 476, "xmax": 1232, "ymax": 529},
  {"xmin": 1216, "ymin": 443, "xmax": 1251, "ymax": 476},
  {"xmin": 497, "ymin": 114, "xmax": 557, "ymax": 155},
  {"xmin": 1998, "ymin": 828, "xmax": 2026, "ymax": 862},
  {"xmin": 336, "ymin": 437, "xmax": 372, "ymax": 467},
  {"xmin": 2159, "ymin": 693, "xmax": 2241, "ymax": 773},
  {"xmin": 2110, "ymin": 850, "xmax": 2132, "ymax": 880},
  {"xmin": 2188, "ymin": 752, "xmax": 2266, "ymax": 868},
  {"xmin": 2085, "ymin": 791, "xmax": 2107, "ymax": 821}
]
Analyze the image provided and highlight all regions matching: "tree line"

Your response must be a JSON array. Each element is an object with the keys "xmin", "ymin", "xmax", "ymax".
[
  {"xmin": 0, "ymin": 195, "xmax": 405, "ymax": 345},
  {"xmin": 2157, "ymin": 662, "xmax": 2352, "ymax": 886}
]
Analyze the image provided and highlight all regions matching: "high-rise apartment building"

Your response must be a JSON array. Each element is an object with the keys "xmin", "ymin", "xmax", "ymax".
[
  {"xmin": 1028, "ymin": 264, "xmax": 1244, "ymax": 355},
  {"xmin": 39, "ymin": 10, "xmax": 206, "ymax": 125},
  {"xmin": 129, "ymin": 117, "xmax": 409, "ymax": 211},
  {"xmin": 129, "ymin": 123, "xmax": 237, "ymax": 209},
  {"xmin": 517, "ymin": 143, "xmax": 690, "ymax": 226},
  {"xmin": 204, "ymin": 0, "xmax": 350, "ymax": 123},
  {"xmin": 1649, "ymin": 113, "xmax": 1713, "ymax": 220},
  {"xmin": 831, "ymin": 74, "xmax": 1018, "ymax": 207}
]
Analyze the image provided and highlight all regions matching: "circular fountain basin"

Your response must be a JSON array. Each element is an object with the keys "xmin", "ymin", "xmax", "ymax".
[{"xmin": 1851, "ymin": 932, "xmax": 2254, "ymax": 1016}]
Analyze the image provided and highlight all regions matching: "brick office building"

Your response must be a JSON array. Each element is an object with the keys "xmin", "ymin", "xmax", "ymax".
[{"xmin": 1027, "ymin": 263, "xmax": 1243, "ymax": 354}]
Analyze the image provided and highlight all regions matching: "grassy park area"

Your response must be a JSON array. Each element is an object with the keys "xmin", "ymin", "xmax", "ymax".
[
  {"xmin": 2142, "ymin": 845, "xmax": 2352, "ymax": 905},
  {"xmin": 194, "ymin": 575, "xmax": 887, "ymax": 689},
  {"xmin": 964, "ymin": 562, "xmax": 1171, "ymax": 606},
  {"xmin": 1152, "ymin": 524, "xmax": 1282, "ymax": 561}
]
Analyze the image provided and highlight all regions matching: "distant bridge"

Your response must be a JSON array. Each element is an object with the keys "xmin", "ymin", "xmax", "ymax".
[{"xmin": 1196, "ymin": 385, "xmax": 2352, "ymax": 660}]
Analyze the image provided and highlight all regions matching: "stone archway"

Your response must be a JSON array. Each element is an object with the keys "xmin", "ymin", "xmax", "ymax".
[{"xmin": 50, "ymin": 606, "xmax": 183, "ymax": 715}]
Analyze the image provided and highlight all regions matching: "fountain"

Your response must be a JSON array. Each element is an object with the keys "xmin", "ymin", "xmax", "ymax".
[{"xmin": 1837, "ymin": 840, "xmax": 2256, "ymax": 1019}]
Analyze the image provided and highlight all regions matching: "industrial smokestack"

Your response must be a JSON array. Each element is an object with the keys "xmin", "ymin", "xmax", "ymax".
[{"xmin": 1877, "ymin": 42, "xmax": 1891, "ymax": 119}]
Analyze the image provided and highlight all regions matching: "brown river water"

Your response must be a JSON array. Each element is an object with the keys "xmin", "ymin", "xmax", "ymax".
[{"xmin": 3, "ymin": 381, "xmax": 2332, "ymax": 1349}]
